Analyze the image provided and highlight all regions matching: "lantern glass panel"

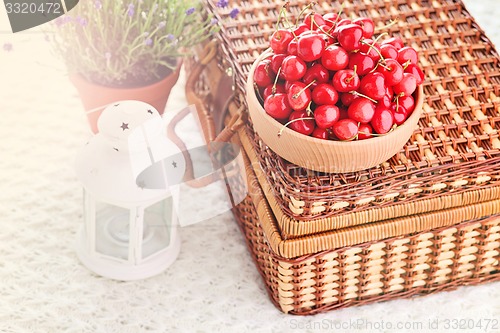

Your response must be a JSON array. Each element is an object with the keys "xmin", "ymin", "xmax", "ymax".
[
  {"xmin": 142, "ymin": 197, "xmax": 173, "ymax": 259},
  {"xmin": 95, "ymin": 201, "xmax": 131, "ymax": 260}
]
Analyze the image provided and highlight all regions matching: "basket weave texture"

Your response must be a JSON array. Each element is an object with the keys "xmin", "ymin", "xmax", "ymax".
[
  {"xmin": 206, "ymin": 0, "xmax": 500, "ymax": 232},
  {"xmin": 234, "ymin": 145, "xmax": 500, "ymax": 314},
  {"xmin": 188, "ymin": 0, "xmax": 500, "ymax": 314}
]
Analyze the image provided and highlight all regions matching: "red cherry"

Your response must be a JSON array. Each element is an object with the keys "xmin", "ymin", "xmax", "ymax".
[
  {"xmin": 332, "ymin": 118, "xmax": 359, "ymax": 141},
  {"xmin": 382, "ymin": 37, "xmax": 404, "ymax": 50},
  {"xmin": 337, "ymin": 24, "xmax": 364, "ymax": 51},
  {"xmin": 391, "ymin": 104, "xmax": 409, "ymax": 125},
  {"xmin": 397, "ymin": 46, "xmax": 419, "ymax": 66},
  {"xmin": 379, "ymin": 94, "xmax": 392, "ymax": 108},
  {"xmin": 358, "ymin": 123, "xmax": 373, "ymax": 140},
  {"xmin": 321, "ymin": 45, "xmax": 349, "ymax": 71},
  {"xmin": 371, "ymin": 106, "xmax": 394, "ymax": 134},
  {"xmin": 340, "ymin": 92, "xmax": 359, "ymax": 106},
  {"xmin": 333, "ymin": 18, "xmax": 352, "ymax": 33},
  {"xmin": 359, "ymin": 39, "xmax": 381, "ymax": 62},
  {"xmin": 393, "ymin": 73, "xmax": 417, "ymax": 96},
  {"xmin": 314, "ymin": 104, "xmax": 340, "ymax": 129},
  {"xmin": 338, "ymin": 107, "xmax": 349, "ymax": 119},
  {"xmin": 263, "ymin": 84, "xmax": 286, "ymax": 100},
  {"xmin": 318, "ymin": 30, "xmax": 335, "ymax": 44},
  {"xmin": 297, "ymin": 33, "xmax": 326, "ymax": 62},
  {"xmin": 303, "ymin": 63, "xmax": 330, "ymax": 88},
  {"xmin": 264, "ymin": 93, "xmax": 292, "ymax": 120},
  {"xmin": 322, "ymin": 13, "xmax": 338, "ymax": 27},
  {"xmin": 281, "ymin": 55, "xmax": 307, "ymax": 81},
  {"xmin": 294, "ymin": 23, "xmax": 310, "ymax": 36},
  {"xmin": 376, "ymin": 58, "xmax": 404, "ymax": 86},
  {"xmin": 270, "ymin": 29, "xmax": 294, "ymax": 54},
  {"xmin": 397, "ymin": 95, "xmax": 415, "ymax": 114},
  {"xmin": 360, "ymin": 72, "xmax": 386, "ymax": 101},
  {"xmin": 287, "ymin": 82, "xmax": 312, "ymax": 111},
  {"xmin": 348, "ymin": 53, "xmax": 375, "ymax": 76},
  {"xmin": 287, "ymin": 40, "xmax": 298, "ymax": 56},
  {"xmin": 332, "ymin": 69, "xmax": 360, "ymax": 92},
  {"xmin": 270, "ymin": 54, "xmax": 286, "ymax": 76},
  {"xmin": 348, "ymin": 98, "xmax": 376, "ymax": 123},
  {"xmin": 312, "ymin": 127, "xmax": 329, "ymax": 140},
  {"xmin": 353, "ymin": 17, "xmax": 375, "ymax": 39},
  {"xmin": 380, "ymin": 44, "xmax": 399, "ymax": 60},
  {"xmin": 405, "ymin": 64, "xmax": 425, "ymax": 85},
  {"xmin": 288, "ymin": 110, "xmax": 315, "ymax": 135},
  {"xmin": 253, "ymin": 59, "xmax": 275, "ymax": 88},
  {"xmin": 304, "ymin": 13, "xmax": 326, "ymax": 29},
  {"xmin": 312, "ymin": 83, "xmax": 339, "ymax": 105}
]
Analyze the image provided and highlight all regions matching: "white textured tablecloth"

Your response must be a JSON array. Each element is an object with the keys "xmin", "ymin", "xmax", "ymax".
[{"xmin": 0, "ymin": 2, "xmax": 499, "ymax": 332}]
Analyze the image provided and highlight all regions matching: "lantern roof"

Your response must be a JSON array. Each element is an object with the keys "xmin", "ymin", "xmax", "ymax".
[{"xmin": 75, "ymin": 101, "xmax": 185, "ymax": 207}]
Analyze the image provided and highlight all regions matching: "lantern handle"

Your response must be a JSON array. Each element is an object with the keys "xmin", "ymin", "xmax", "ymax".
[{"xmin": 167, "ymin": 40, "xmax": 245, "ymax": 188}]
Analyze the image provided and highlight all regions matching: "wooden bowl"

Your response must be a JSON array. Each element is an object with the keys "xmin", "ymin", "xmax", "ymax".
[{"xmin": 246, "ymin": 49, "xmax": 425, "ymax": 173}]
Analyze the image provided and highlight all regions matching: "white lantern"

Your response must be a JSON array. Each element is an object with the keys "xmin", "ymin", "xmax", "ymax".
[{"xmin": 75, "ymin": 101, "xmax": 184, "ymax": 280}]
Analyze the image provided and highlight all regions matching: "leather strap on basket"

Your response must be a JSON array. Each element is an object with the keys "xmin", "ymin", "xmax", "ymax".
[{"xmin": 167, "ymin": 40, "xmax": 246, "ymax": 188}]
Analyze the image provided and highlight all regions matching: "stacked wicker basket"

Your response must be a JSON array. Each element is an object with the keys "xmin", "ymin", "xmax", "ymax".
[{"xmin": 186, "ymin": 0, "xmax": 500, "ymax": 314}]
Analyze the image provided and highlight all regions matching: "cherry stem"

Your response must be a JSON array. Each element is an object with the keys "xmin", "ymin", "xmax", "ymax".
[
  {"xmin": 317, "ymin": 25, "xmax": 335, "ymax": 39},
  {"xmin": 292, "ymin": 80, "xmax": 316, "ymax": 99},
  {"xmin": 374, "ymin": 19, "xmax": 398, "ymax": 33},
  {"xmin": 276, "ymin": 2, "xmax": 293, "ymax": 31},
  {"xmin": 360, "ymin": 39, "xmax": 385, "ymax": 63},
  {"xmin": 372, "ymin": 32, "xmax": 388, "ymax": 45},
  {"xmin": 306, "ymin": 102, "xmax": 313, "ymax": 116},
  {"xmin": 272, "ymin": 68, "xmax": 282, "ymax": 95},
  {"xmin": 332, "ymin": 2, "xmax": 345, "ymax": 29},
  {"xmin": 402, "ymin": 59, "xmax": 411, "ymax": 70},
  {"xmin": 345, "ymin": 65, "xmax": 357, "ymax": 83},
  {"xmin": 278, "ymin": 117, "xmax": 315, "ymax": 136},
  {"xmin": 295, "ymin": 2, "xmax": 316, "ymax": 27},
  {"xmin": 378, "ymin": 62, "xmax": 392, "ymax": 71},
  {"xmin": 350, "ymin": 90, "xmax": 378, "ymax": 103}
]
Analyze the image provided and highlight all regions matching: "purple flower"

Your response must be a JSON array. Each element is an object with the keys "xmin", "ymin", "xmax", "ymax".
[
  {"xmin": 94, "ymin": 1, "xmax": 102, "ymax": 9},
  {"xmin": 185, "ymin": 7, "xmax": 195, "ymax": 15},
  {"xmin": 210, "ymin": 18, "xmax": 218, "ymax": 25},
  {"xmin": 166, "ymin": 34, "xmax": 175, "ymax": 41},
  {"xmin": 54, "ymin": 17, "xmax": 64, "ymax": 26},
  {"xmin": 127, "ymin": 3, "xmax": 135, "ymax": 17},
  {"xmin": 229, "ymin": 8, "xmax": 239, "ymax": 19},
  {"xmin": 158, "ymin": 21, "xmax": 166, "ymax": 29},
  {"xmin": 144, "ymin": 38, "xmax": 153, "ymax": 46},
  {"xmin": 216, "ymin": 0, "xmax": 229, "ymax": 8},
  {"xmin": 76, "ymin": 16, "xmax": 87, "ymax": 27},
  {"xmin": 3, "ymin": 43, "xmax": 12, "ymax": 52}
]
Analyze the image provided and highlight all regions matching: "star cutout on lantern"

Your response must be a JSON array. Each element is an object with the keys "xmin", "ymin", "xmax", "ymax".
[
  {"xmin": 147, "ymin": 109, "xmax": 153, "ymax": 114},
  {"xmin": 120, "ymin": 122, "xmax": 129, "ymax": 131},
  {"xmin": 172, "ymin": 161, "xmax": 177, "ymax": 168}
]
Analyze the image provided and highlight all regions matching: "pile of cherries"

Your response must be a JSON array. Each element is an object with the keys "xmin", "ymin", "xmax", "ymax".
[{"xmin": 253, "ymin": 8, "xmax": 424, "ymax": 141}]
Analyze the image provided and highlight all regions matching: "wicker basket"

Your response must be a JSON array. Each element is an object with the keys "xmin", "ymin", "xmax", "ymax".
[
  {"xmin": 183, "ymin": 0, "xmax": 500, "ymax": 314},
  {"xmin": 205, "ymin": 0, "xmax": 500, "ymax": 229},
  {"xmin": 234, "ymin": 150, "xmax": 500, "ymax": 314}
]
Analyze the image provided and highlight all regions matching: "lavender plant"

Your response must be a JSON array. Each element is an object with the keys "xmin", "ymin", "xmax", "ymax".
[{"xmin": 50, "ymin": 0, "xmax": 236, "ymax": 87}]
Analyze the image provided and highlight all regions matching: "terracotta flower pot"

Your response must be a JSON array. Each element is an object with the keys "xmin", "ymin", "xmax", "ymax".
[{"xmin": 70, "ymin": 63, "xmax": 182, "ymax": 133}]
